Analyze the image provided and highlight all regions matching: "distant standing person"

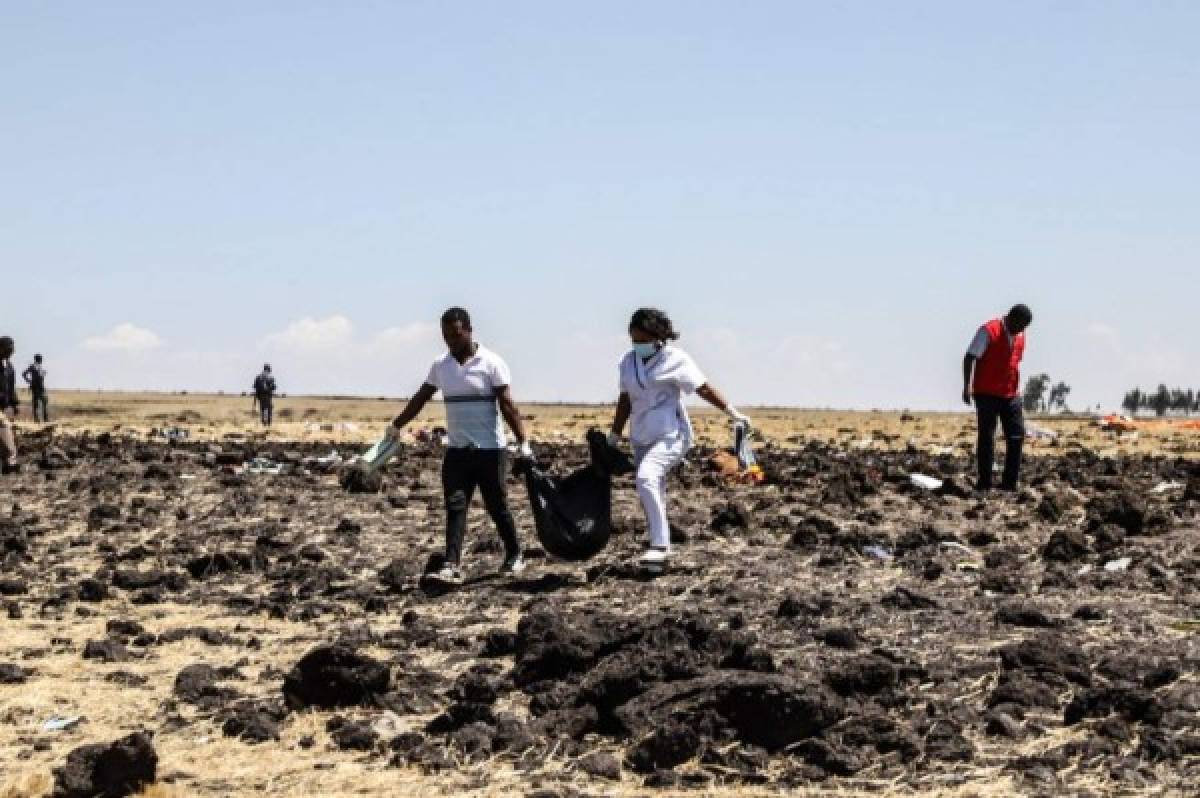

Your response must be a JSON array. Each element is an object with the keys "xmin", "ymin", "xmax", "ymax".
[
  {"xmin": 962, "ymin": 304, "xmax": 1033, "ymax": 491},
  {"xmin": 22, "ymin": 354, "xmax": 49, "ymax": 423},
  {"xmin": 253, "ymin": 364, "xmax": 277, "ymax": 426},
  {"xmin": 0, "ymin": 337, "xmax": 19, "ymax": 474},
  {"xmin": 386, "ymin": 307, "xmax": 532, "ymax": 585},
  {"xmin": 609, "ymin": 308, "xmax": 749, "ymax": 569}
]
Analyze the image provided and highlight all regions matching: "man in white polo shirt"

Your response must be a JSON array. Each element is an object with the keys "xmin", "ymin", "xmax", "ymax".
[{"xmin": 387, "ymin": 307, "xmax": 532, "ymax": 585}]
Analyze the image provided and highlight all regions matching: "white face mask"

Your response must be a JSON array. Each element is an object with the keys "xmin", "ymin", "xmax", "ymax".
[{"xmin": 632, "ymin": 342, "xmax": 659, "ymax": 359}]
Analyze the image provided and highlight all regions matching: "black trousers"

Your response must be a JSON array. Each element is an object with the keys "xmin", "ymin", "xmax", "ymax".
[
  {"xmin": 32, "ymin": 392, "xmax": 49, "ymax": 423},
  {"xmin": 442, "ymin": 447, "xmax": 520, "ymax": 565},
  {"xmin": 259, "ymin": 400, "xmax": 273, "ymax": 426},
  {"xmin": 975, "ymin": 394, "xmax": 1024, "ymax": 490}
]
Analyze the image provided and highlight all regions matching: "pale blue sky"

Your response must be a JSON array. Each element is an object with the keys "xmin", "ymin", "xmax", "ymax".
[{"xmin": 3, "ymin": 2, "xmax": 1197, "ymax": 409}]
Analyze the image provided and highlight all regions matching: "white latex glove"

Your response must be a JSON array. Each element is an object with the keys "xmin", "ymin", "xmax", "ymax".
[
  {"xmin": 727, "ymin": 408, "xmax": 751, "ymax": 427},
  {"xmin": 516, "ymin": 441, "xmax": 534, "ymax": 459},
  {"xmin": 606, "ymin": 431, "xmax": 621, "ymax": 448}
]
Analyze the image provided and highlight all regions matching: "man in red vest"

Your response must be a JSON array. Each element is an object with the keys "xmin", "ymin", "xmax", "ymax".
[{"xmin": 962, "ymin": 304, "xmax": 1033, "ymax": 491}]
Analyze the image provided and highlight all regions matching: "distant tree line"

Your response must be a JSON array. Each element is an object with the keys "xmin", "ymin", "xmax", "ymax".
[
  {"xmin": 1022, "ymin": 374, "xmax": 1071, "ymax": 414},
  {"xmin": 1121, "ymin": 386, "xmax": 1199, "ymax": 417}
]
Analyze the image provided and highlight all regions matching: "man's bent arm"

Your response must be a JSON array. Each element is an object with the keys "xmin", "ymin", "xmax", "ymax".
[{"xmin": 392, "ymin": 383, "xmax": 438, "ymax": 429}]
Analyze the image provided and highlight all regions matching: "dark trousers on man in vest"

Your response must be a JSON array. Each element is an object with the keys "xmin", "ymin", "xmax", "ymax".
[
  {"xmin": 441, "ymin": 447, "xmax": 520, "ymax": 565},
  {"xmin": 975, "ymin": 394, "xmax": 1024, "ymax": 490},
  {"xmin": 32, "ymin": 391, "xmax": 49, "ymax": 423},
  {"xmin": 259, "ymin": 399, "xmax": 273, "ymax": 426}
]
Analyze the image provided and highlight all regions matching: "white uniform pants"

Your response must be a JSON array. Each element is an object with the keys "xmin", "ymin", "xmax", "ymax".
[{"xmin": 633, "ymin": 435, "xmax": 688, "ymax": 550}]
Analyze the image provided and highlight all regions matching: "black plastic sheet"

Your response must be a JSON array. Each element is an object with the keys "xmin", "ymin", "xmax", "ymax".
[{"xmin": 518, "ymin": 429, "xmax": 633, "ymax": 561}]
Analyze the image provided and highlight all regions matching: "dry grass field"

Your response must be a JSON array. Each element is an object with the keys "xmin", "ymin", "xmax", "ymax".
[
  {"xmin": 1, "ymin": 393, "xmax": 1197, "ymax": 798},
  {"xmin": 19, "ymin": 390, "xmax": 1200, "ymax": 457}
]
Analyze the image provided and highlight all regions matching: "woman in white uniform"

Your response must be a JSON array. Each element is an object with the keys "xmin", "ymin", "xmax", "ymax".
[{"xmin": 608, "ymin": 308, "xmax": 749, "ymax": 567}]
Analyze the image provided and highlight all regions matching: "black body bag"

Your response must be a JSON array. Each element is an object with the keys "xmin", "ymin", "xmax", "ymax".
[{"xmin": 518, "ymin": 429, "xmax": 633, "ymax": 561}]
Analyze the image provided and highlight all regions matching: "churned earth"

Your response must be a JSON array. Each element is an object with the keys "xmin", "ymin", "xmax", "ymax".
[{"xmin": 1, "ymin": 424, "xmax": 1198, "ymax": 797}]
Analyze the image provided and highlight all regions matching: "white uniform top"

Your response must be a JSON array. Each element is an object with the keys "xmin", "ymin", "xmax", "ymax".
[
  {"xmin": 966, "ymin": 321, "xmax": 1012, "ymax": 358},
  {"xmin": 424, "ymin": 344, "xmax": 512, "ymax": 449},
  {"xmin": 618, "ymin": 345, "xmax": 707, "ymax": 446}
]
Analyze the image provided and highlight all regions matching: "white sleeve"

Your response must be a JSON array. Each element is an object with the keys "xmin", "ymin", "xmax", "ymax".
[
  {"xmin": 490, "ymin": 355, "xmax": 512, "ymax": 388},
  {"xmin": 424, "ymin": 360, "xmax": 441, "ymax": 392},
  {"xmin": 966, "ymin": 326, "xmax": 990, "ymax": 358},
  {"xmin": 674, "ymin": 351, "xmax": 707, "ymax": 394},
  {"xmin": 617, "ymin": 356, "xmax": 631, "ymax": 395}
]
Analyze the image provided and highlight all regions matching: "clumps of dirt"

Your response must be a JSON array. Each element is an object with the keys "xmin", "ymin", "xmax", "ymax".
[
  {"xmin": 710, "ymin": 501, "xmax": 749, "ymax": 532},
  {"xmin": 4, "ymin": 431, "xmax": 1198, "ymax": 793},
  {"xmin": 186, "ymin": 549, "xmax": 267, "ymax": 579},
  {"xmin": 880, "ymin": 586, "xmax": 938, "ymax": 610},
  {"xmin": 820, "ymin": 464, "xmax": 879, "ymax": 506},
  {"xmin": 0, "ymin": 663, "xmax": 30, "ymax": 684},
  {"xmin": 995, "ymin": 602, "xmax": 1059, "ymax": 628},
  {"xmin": 998, "ymin": 635, "xmax": 1092, "ymax": 686},
  {"xmin": 1065, "ymin": 687, "xmax": 1162, "ymax": 726},
  {"xmin": 340, "ymin": 466, "xmax": 382, "ymax": 494},
  {"xmin": 220, "ymin": 701, "xmax": 287, "ymax": 743},
  {"xmin": 617, "ymin": 672, "xmax": 844, "ymax": 752},
  {"xmin": 1042, "ymin": 527, "xmax": 1088, "ymax": 562},
  {"xmin": 327, "ymin": 716, "xmax": 380, "ymax": 751},
  {"xmin": 1184, "ymin": 475, "xmax": 1200, "ymax": 503},
  {"xmin": 282, "ymin": 644, "xmax": 390, "ymax": 709},
  {"xmin": 0, "ymin": 520, "xmax": 29, "ymax": 560},
  {"xmin": 825, "ymin": 651, "xmax": 927, "ymax": 697},
  {"xmin": 173, "ymin": 663, "xmax": 243, "ymax": 708},
  {"xmin": 501, "ymin": 604, "xmax": 869, "ymax": 775},
  {"xmin": 82, "ymin": 638, "xmax": 130, "ymax": 663},
  {"xmin": 53, "ymin": 731, "xmax": 158, "ymax": 798},
  {"xmin": 0, "ymin": 576, "xmax": 28, "ymax": 595}
]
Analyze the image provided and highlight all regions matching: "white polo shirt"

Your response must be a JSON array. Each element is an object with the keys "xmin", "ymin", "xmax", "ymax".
[
  {"xmin": 618, "ymin": 345, "xmax": 707, "ymax": 446},
  {"xmin": 424, "ymin": 344, "xmax": 511, "ymax": 449}
]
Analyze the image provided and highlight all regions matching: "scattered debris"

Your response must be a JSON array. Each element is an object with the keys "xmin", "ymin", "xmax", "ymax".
[
  {"xmin": 862, "ymin": 545, "xmax": 893, "ymax": 561},
  {"xmin": 43, "ymin": 716, "xmax": 84, "ymax": 732},
  {"xmin": 1025, "ymin": 424, "xmax": 1058, "ymax": 442},
  {"xmin": 910, "ymin": 473, "xmax": 944, "ymax": 491},
  {"xmin": 241, "ymin": 457, "xmax": 285, "ymax": 475}
]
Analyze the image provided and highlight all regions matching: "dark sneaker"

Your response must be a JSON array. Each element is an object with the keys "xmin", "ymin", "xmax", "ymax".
[
  {"xmin": 1, "ymin": 462, "xmax": 19, "ymax": 475},
  {"xmin": 500, "ymin": 553, "xmax": 526, "ymax": 575}
]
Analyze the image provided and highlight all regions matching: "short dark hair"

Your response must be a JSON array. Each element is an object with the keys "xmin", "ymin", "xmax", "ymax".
[
  {"xmin": 1008, "ymin": 304, "xmax": 1033, "ymax": 325},
  {"xmin": 0, "ymin": 336, "xmax": 12, "ymax": 352},
  {"xmin": 441, "ymin": 307, "xmax": 472, "ymax": 328},
  {"xmin": 34, "ymin": 354, "xmax": 42, "ymax": 362},
  {"xmin": 629, "ymin": 308, "xmax": 679, "ymax": 342}
]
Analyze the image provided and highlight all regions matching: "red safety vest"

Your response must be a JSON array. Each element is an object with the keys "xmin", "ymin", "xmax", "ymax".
[{"xmin": 972, "ymin": 318, "xmax": 1025, "ymax": 399}]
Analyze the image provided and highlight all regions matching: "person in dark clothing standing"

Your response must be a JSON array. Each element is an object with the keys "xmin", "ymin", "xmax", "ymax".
[
  {"xmin": 0, "ymin": 337, "xmax": 20, "ymax": 473},
  {"xmin": 962, "ymin": 304, "xmax": 1033, "ymax": 492},
  {"xmin": 22, "ymin": 354, "xmax": 49, "ymax": 423},
  {"xmin": 253, "ymin": 364, "xmax": 277, "ymax": 426},
  {"xmin": 386, "ymin": 307, "xmax": 532, "ymax": 585}
]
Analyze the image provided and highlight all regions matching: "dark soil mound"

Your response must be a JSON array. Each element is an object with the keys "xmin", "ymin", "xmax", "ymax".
[
  {"xmin": 282, "ymin": 644, "xmax": 390, "ymax": 709},
  {"xmin": 53, "ymin": 732, "xmax": 158, "ymax": 798}
]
